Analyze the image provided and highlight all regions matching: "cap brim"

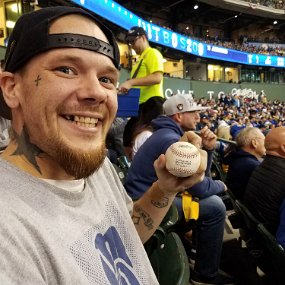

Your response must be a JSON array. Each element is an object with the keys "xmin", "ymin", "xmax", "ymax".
[
  {"xmin": 0, "ymin": 89, "xmax": 12, "ymax": 120},
  {"xmin": 190, "ymin": 106, "xmax": 210, "ymax": 112},
  {"xmin": 164, "ymin": 105, "xmax": 210, "ymax": 116}
]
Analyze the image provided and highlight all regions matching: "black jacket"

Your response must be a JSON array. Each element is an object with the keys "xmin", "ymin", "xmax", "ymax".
[{"xmin": 244, "ymin": 155, "xmax": 285, "ymax": 234}]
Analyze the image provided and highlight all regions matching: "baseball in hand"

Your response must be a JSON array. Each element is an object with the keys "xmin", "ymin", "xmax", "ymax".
[{"xmin": 165, "ymin": 142, "xmax": 201, "ymax": 177}]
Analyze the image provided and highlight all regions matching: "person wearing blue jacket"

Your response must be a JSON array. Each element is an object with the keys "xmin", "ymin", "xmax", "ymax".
[
  {"xmin": 244, "ymin": 127, "xmax": 285, "ymax": 249},
  {"xmin": 224, "ymin": 127, "xmax": 265, "ymax": 200},
  {"xmin": 125, "ymin": 94, "xmax": 233, "ymax": 285}
]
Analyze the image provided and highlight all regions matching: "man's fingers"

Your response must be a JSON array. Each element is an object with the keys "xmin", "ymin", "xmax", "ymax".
[
  {"xmin": 180, "ymin": 131, "xmax": 202, "ymax": 148},
  {"xmin": 154, "ymin": 154, "xmax": 166, "ymax": 171}
]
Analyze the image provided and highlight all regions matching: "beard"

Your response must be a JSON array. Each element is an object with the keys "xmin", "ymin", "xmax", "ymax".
[
  {"xmin": 58, "ymin": 143, "xmax": 106, "ymax": 179},
  {"xmin": 47, "ymin": 134, "xmax": 107, "ymax": 179}
]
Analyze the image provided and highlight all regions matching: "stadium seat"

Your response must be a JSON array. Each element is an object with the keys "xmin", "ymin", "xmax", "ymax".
[
  {"xmin": 226, "ymin": 189, "xmax": 245, "ymax": 229},
  {"xmin": 235, "ymin": 199, "xmax": 260, "ymax": 232},
  {"xmin": 234, "ymin": 199, "xmax": 260, "ymax": 242},
  {"xmin": 144, "ymin": 203, "xmax": 179, "ymax": 256},
  {"xmin": 112, "ymin": 163, "xmax": 127, "ymax": 184},
  {"xmin": 228, "ymin": 198, "xmax": 285, "ymax": 280},
  {"xmin": 234, "ymin": 199, "xmax": 267, "ymax": 266},
  {"xmin": 146, "ymin": 231, "xmax": 190, "ymax": 285},
  {"xmin": 112, "ymin": 155, "xmax": 131, "ymax": 184},
  {"xmin": 144, "ymin": 203, "xmax": 190, "ymax": 285},
  {"xmin": 257, "ymin": 223, "xmax": 285, "ymax": 284},
  {"xmin": 117, "ymin": 155, "xmax": 131, "ymax": 170},
  {"xmin": 211, "ymin": 151, "xmax": 227, "ymax": 182}
]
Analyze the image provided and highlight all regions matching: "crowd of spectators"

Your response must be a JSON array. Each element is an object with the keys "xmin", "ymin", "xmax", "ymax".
[
  {"xmin": 202, "ymin": 37, "xmax": 285, "ymax": 57},
  {"xmin": 244, "ymin": 0, "xmax": 285, "ymax": 9},
  {"xmin": 195, "ymin": 93, "xmax": 285, "ymax": 140},
  {"xmin": 108, "ymin": 92, "xmax": 285, "ymax": 164}
]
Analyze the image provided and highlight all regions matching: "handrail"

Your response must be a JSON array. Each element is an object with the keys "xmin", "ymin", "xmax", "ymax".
[{"xmin": 217, "ymin": 137, "xmax": 237, "ymax": 145}]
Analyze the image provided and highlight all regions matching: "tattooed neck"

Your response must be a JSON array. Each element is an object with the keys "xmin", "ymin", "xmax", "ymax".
[{"xmin": 12, "ymin": 127, "xmax": 43, "ymax": 174}]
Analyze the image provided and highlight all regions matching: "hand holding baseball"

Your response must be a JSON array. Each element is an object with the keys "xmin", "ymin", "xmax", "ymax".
[
  {"xmin": 153, "ymin": 147, "xmax": 207, "ymax": 197},
  {"xmin": 165, "ymin": 142, "xmax": 201, "ymax": 177}
]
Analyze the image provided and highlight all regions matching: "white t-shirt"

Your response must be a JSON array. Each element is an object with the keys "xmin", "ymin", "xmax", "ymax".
[
  {"xmin": 132, "ymin": 130, "xmax": 153, "ymax": 159},
  {"xmin": 0, "ymin": 157, "xmax": 159, "ymax": 284}
]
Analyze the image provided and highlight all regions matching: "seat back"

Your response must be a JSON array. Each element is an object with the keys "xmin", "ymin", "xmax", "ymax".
[
  {"xmin": 112, "ymin": 155, "xmax": 131, "ymax": 184},
  {"xmin": 227, "ymin": 189, "xmax": 238, "ymax": 210},
  {"xmin": 147, "ymin": 232, "xmax": 190, "ymax": 285},
  {"xmin": 117, "ymin": 155, "xmax": 131, "ymax": 170},
  {"xmin": 112, "ymin": 163, "xmax": 127, "ymax": 184},
  {"xmin": 257, "ymin": 223, "xmax": 285, "ymax": 284},
  {"xmin": 144, "ymin": 204, "xmax": 179, "ymax": 256},
  {"xmin": 257, "ymin": 223, "xmax": 285, "ymax": 263},
  {"xmin": 211, "ymin": 151, "xmax": 227, "ymax": 182},
  {"xmin": 144, "ymin": 204, "xmax": 190, "ymax": 285},
  {"xmin": 226, "ymin": 189, "xmax": 246, "ymax": 229},
  {"xmin": 235, "ymin": 199, "xmax": 260, "ymax": 232},
  {"xmin": 234, "ymin": 199, "xmax": 267, "ymax": 261}
]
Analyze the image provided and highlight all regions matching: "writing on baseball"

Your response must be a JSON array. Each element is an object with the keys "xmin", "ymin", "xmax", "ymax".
[{"xmin": 165, "ymin": 142, "xmax": 201, "ymax": 177}]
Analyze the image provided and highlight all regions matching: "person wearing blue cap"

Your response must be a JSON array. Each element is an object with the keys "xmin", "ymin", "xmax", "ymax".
[{"xmin": 0, "ymin": 7, "xmax": 206, "ymax": 284}]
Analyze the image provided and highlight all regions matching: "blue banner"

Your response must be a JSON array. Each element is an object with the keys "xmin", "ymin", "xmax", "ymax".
[{"xmin": 72, "ymin": 0, "xmax": 285, "ymax": 68}]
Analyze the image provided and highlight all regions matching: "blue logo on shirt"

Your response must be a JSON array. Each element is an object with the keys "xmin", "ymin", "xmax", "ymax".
[{"xmin": 95, "ymin": 226, "xmax": 140, "ymax": 284}]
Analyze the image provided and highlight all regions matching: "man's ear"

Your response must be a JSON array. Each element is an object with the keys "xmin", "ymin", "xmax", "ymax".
[
  {"xmin": 0, "ymin": 71, "xmax": 20, "ymax": 109},
  {"xmin": 251, "ymin": 138, "xmax": 258, "ymax": 149},
  {"xmin": 174, "ymin": 113, "xmax": 183, "ymax": 123}
]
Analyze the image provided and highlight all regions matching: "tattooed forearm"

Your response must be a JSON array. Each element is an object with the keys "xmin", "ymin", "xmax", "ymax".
[
  {"xmin": 151, "ymin": 196, "xmax": 169, "ymax": 208},
  {"xmin": 132, "ymin": 205, "xmax": 154, "ymax": 230},
  {"xmin": 12, "ymin": 127, "xmax": 43, "ymax": 174},
  {"xmin": 34, "ymin": 75, "xmax": 42, "ymax": 86}
]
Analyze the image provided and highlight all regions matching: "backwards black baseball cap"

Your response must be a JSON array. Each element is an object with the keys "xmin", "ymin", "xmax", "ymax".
[
  {"xmin": 125, "ymin": 26, "xmax": 147, "ymax": 43},
  {"xmin": 0, "ymin": 6, "xmax": 120, "ymax": 120}
]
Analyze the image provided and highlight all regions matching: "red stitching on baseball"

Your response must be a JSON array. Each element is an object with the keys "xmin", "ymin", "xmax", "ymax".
[
  {"xmin": 170, "ymin": 144, "xmax": 199, "ymax": 159},
  {"xmin": 168, "ymin": 167, "xmax": 195, "ymax": 174}
]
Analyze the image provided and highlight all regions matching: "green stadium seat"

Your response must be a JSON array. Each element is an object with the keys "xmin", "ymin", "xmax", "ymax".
[{"xmin": 146, "ymin": 231, "xmax": 190, "ymax": 285}]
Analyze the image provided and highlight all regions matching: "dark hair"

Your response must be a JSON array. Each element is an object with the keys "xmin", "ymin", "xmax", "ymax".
[
  {"xmin": 123, "ymin": 96, "xmax": 165, "ymax": 148},
  {"xmin": 138, "ymin": 96, "xmax": 165, "ymax": 126}
]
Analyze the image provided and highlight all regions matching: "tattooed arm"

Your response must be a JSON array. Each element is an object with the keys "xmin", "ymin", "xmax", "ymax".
[{"xmin": 133, "ymin": 150, "xmax": 207, "ymax": 244}]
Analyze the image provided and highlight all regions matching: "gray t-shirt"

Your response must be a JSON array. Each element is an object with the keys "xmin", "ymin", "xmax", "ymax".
[{"xmin": 0, "ymin": 158, "xmax": 158, "ymax": 284}]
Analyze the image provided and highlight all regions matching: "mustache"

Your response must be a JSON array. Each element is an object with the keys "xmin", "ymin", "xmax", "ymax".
[{"xmin": 56, "ymin": 104, "xmax": 104, "ymax": 114}]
